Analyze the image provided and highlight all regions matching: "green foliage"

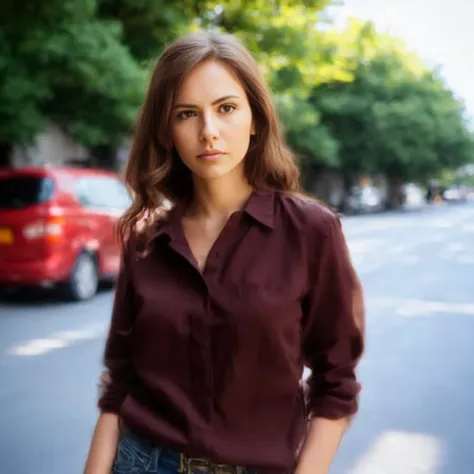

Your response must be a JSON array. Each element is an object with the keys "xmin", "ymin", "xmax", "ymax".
[
  {"xmin": 0, "ymin": 1, "xmax": 472, "ymax": 181},
  {"xmin": 96, "ymin": 0, "xmax": 195, "ymax": 60},
  {"xmin": 310, "ymin": 19, "xmax": 474, "ymax": 181},
  {"xmin": 0, "ymin": 0, "xmax": 146, "ymax": 150},
  {"xmin": 41, "ymin": 20, "xmax": 147, "ymax": 146}
]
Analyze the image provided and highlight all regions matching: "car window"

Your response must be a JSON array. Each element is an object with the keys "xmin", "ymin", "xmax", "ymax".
[
  {"xmin": 76, "ymin": 178, "xmax": 97, "ymax": 208},
  {"xmin": 104, "ymin": 177, "xmax": 132, "ymax": 210},
  {"xmin": 76, "ymin": 176, "xmax": 131, "ymax": 211},
  {"xmin": 0, "ymin": 176, "xmax": 55, "ymax": 209}
]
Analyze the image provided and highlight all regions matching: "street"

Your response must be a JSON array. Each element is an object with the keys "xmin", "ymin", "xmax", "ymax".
[{"xmin": 1, "ymin": 203, "xmax": 474, "ymax": 474}]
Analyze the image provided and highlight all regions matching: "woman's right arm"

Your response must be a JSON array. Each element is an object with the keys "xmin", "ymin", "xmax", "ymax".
[{"xmin": 84, "ymin": 237, "xmax": 139, "ymax": 474}]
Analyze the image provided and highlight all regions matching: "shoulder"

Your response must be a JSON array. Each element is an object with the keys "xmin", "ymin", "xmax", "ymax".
[{"xmin": 275, "ymin": 192, "xmax": 341, "ymax": 238}]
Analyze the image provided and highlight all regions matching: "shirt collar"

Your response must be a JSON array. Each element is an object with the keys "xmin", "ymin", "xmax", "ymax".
[
  {"xmin": 150, "ymin": 187, "xmax": 275, "ymax": 241},
  {"xmin": 243, "ymin": 187, "xmax": 275, "ymax": 229}
]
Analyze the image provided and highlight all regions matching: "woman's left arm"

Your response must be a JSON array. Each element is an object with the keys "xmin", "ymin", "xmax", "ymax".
[{"xmin": 297, "ymin": 211, "xmax": 365, "ymax": 474}]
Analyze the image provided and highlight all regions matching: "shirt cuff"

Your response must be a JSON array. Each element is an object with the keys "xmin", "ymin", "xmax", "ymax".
[
  {"xmin": 306, "ymin": 381, "xmax": 361, "ymax": 420},
  {"xmin": 97, "ymin": 370, "xmax": 129, "ymax": 414}
]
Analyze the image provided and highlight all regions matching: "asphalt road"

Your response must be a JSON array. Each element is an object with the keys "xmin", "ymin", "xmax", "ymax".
[{"xmin": 1, "ymin": 202, "xmax": 474, "ymax": 474}]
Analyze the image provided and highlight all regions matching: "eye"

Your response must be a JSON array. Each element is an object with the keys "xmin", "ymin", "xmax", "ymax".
[
  {"xmin": 219, "ymin": 103, "xmax": 236, "ymax": 114},
  {"xmin": 177, "ymin": 110, "xmax": 196, "ymax": 120}
]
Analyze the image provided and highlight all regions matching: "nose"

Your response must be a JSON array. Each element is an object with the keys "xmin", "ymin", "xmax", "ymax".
[{"xmin": 199, "ymin": 112, "xmax": 219, "ymax": 143}]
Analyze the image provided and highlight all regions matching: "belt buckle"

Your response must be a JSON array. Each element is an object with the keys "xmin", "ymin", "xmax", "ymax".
[
  {"xmin": 215, "ymin": 463, "xmax": 238, "ymax": 474},
  {"xmin": 187, "ymin": 456, "xmax": 213, "ymax": 473},
  {"xmin": 181, "ymin": 454, "xmax": 240, "ymax": 474}
]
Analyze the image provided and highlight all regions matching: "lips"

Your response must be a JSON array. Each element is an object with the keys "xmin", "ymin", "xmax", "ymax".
[{"xmin": 197, "ymin": 151, "xmax": 226, "ymax": 160}]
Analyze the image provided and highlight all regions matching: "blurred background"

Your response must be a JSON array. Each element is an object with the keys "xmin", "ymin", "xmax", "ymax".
[{"xmin": 1, "ymin": 1, "xmax": 474, "ymax": 473}]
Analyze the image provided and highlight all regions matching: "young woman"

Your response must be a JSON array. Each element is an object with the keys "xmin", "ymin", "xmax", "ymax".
[{"xmin": 84, "ymin": 32, "xmax": 364, "ymax": 474}]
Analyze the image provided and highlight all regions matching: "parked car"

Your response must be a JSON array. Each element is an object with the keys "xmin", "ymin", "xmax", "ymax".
[
  {"xmin": 443, "ymin": 185, "xmax": 469, "ymax": 203},
  {"xmin": 341, "ymin": 185, "xmax": 384, "ymax": 215},
  {"xmin": 0, "ymin": 166, "xmax": 131, "ymax": 301}
]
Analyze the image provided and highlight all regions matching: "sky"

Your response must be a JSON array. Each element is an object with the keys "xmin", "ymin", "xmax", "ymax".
[{"xmin": 329, "ymin": 0, "xmax": 474, "ymax": 114}]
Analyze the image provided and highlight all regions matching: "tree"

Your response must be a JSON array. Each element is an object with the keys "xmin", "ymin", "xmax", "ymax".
[
  {"xmin": 96, "ymin": 0, "xmax": 198, "ymax": 60},
  {"xmin": 310, "ymin": 19, "xmax": 474, "ymax": 186},
  {"xmin": 0, "ymin": 0, "xmax": 146, "ymax": 166}
]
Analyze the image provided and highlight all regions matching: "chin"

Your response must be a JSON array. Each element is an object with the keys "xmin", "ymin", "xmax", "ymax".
[
  {"xmin": 197, "ymin": 170, "xmax": 231, "ymax": 181},
  {"xmin": 193, "ymin": 164, "xmax": 238, "ymax": 181}
]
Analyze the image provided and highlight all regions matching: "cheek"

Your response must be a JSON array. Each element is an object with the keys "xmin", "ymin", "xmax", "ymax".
[
  {"xmin": 229, "ymin": 118, "xmax": 253, "ymax": 144},
  {"xmin": 230, "ymin": 110, "xmax": 253, "ymax": 132},
  {"xmin": 222, "ymin": 115, "xmax": 253, "ymax": 146},
  {"xmin": 172, "ymin": 125, "xmax": 197, "ymax": 155}
]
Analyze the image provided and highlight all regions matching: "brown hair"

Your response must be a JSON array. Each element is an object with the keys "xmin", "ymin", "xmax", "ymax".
[{"xmin": 119, "ymin": 31, "xmax": 300, "ymax": 242}]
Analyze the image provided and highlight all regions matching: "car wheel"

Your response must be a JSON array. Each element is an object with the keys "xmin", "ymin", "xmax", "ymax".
[{"xmin": 66, "ymin": 252, "xmax": 98, "ymax": 301}]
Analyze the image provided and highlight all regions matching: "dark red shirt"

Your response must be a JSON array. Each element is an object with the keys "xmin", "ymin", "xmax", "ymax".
[{"xmin": 98, "ymin": 188, "xmax": 364, "ymax": 472}]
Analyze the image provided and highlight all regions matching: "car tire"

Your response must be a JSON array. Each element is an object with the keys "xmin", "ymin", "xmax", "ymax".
[{"xmin": 65, "ymin": 252, "xmax": 99, "ymax": 301}]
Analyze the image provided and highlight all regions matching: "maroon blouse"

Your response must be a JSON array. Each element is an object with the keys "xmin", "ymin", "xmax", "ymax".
[{"xmin": 99, "ymin": 188, "xmax": 364, "ymax": 472}]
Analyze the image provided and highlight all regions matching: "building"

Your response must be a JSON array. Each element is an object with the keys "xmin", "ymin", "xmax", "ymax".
[{"xmin": 10, "ymin": 122, "xmax": 90, "ymax": 168}]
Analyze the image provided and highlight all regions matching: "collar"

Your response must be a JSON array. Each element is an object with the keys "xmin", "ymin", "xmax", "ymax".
[
  {"xmin": 242, "ymin": 187, "xmax": 275, "ymax": 229},
  {"xmin": 150, "ymin": 188, "xmax": 275, "ymax": 241}
]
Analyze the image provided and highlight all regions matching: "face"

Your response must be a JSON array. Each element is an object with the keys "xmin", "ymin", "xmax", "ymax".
[{"xmin": 170, "ymin": 59, "xmax": 255, "ymax": 183}]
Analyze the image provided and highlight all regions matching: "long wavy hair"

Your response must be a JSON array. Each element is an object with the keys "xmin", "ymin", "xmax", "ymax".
[{"xmin": 118, "ymin": 31, "xmax": 301, "ymax": 242}]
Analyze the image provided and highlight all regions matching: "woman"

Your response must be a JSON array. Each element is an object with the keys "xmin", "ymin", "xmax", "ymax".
[{"xmin": 84, "ymin": 32, "xmax": 364, "ymax": 474}]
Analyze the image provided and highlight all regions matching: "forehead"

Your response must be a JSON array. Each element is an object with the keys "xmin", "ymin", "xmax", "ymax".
[{"xmin": 174, "ymin": 59, "xmax": 247, "ymax": 102}]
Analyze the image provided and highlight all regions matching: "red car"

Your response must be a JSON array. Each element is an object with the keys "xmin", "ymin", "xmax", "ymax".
[{"xmin": 0, "ymin": 166, "xmax": 131, "ymax": 301}]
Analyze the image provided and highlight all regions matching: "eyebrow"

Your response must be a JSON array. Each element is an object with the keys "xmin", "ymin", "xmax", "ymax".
[{"xmin": 172, "ymin": 95, "xmax": 240, "ymax": 109}]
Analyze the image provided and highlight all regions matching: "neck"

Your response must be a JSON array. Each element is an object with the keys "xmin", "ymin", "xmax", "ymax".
[{"xmin": 189, "ymin": 171, "xmax": 253, "ymax": 219}]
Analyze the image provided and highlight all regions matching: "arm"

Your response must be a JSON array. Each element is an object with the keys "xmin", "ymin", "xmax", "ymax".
[
  {"xmin": 296, "ymin": 213, "xmax": 365, "ymax": 474},
  {"xmin": 84, "ymin": 238, "xmax": 139, "ymax": 474},
  {"xmin": 83, "ymin": 413, "xmax": 121, "ymax": 474}
]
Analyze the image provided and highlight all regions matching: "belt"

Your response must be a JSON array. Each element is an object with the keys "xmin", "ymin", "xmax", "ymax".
[{"xmin": 178, "ymin": 452, "xmax": 247, "ymax": 474}]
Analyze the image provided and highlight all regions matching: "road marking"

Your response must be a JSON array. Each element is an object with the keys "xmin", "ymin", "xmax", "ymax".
[
  {"xmin": 7, "ymin": 324, "xmax": 106, "ymax": 356},
  {"xmin": 350, "ymin": 431, "xmax": 442, "ymax": 474},
  {"xmin": 369, "ymin": 297, "xmax": 474, "ymax": 317}
]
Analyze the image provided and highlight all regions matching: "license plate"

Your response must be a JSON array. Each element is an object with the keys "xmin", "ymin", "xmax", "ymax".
[{"xmin": 0, "ymin": 228, "xmax": 13, "ymax": 244}]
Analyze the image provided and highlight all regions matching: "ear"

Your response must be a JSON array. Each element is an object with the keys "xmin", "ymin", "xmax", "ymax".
[{"xmin": 250, "ymin": 120, "xmax": 256, "ymax": 136}]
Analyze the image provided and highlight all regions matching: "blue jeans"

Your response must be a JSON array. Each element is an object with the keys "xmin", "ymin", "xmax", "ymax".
[{"xmin": 112, "ymin": 427, "xmax": 255, "ymax": 474}]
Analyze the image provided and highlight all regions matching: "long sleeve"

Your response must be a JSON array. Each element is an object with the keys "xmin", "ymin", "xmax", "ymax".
[
  {"xmin": 98, "ymin": 238, "xmax": 139, "ymax": 413},
  {"xmin": 301, "ymin": 212, "xmax": 365, "ymax": 420}
]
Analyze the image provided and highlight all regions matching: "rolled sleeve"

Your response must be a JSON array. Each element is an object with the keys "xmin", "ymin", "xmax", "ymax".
[
  {"xmin": 98, "ymin": 237, "xmax": 138, "ymax": 414},
  {"xmin": 302, "ymin": 212, "xmax": 365, "ymax": 420}
]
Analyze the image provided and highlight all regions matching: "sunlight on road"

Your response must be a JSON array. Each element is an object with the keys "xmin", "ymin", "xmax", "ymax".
[
  {"xmin": 350, "ymin": 430, "xmax": 442, "ymax": 474},
  {"xmin": 7, "ymin": 324, "xmax": 106, "ymax": 356}
]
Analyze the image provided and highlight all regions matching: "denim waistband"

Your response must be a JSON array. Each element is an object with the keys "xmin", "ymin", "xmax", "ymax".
[{"xmin": 116, "ymin": 426, "xmax": 253, "ymax": 474}]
